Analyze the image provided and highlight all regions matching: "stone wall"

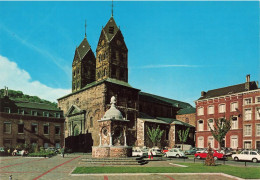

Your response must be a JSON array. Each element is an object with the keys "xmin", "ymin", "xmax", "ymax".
[
  {"xmin": 176, "ymin": 113, "xmax": 196, "ymax": 127},
  {"xmin": 92, "ymin": 146, "xmax": 131, "ymax": 158},
  {"xmin": 136, "ymin": 118, "xmax": 144, "ymax": 147}
]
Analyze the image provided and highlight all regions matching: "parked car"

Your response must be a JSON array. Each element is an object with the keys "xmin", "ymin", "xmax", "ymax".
[
  {"xmin": 162, "ymin": 147, "xmax": 169, "ymax": 153},
  {"xmin": 185, "ymin": 147, "xmax": 198, "ymax": 155},
  {"xmin": 196, "ymin": 148, "xmax": 207, "ymax": 153},
  {"xmin": 165, "ymin": 148, "xmax": 186, "ymax": 158},
  {"xmin": 174, "ymin": 144, "xmax": 192, "ymax": 151},
  {"xmin": 232, "ymin": 150, "xmax": 260, "ymax": 163},
  {"xmin": 132, "ymin": 149, "xmax": 148, "ymax": 157},
  {"xmin": 0, "ymin": 147, "xmax": 5, "ymax": 152},
  {"xmin": 194, "ymin": 150, "xmax": 225, "ymax": 160},
  {"xmin": 148, "ymin": 148, "xmax": 163, "ymax": 156},
  {"xmin": 219, "ymin": 148, "xmax": 234, "ymax": 156}
]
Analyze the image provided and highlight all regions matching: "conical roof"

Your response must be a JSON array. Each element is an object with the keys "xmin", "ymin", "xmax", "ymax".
[
  {"xmin": 103, "ymin": 16, "xmax": 119, "ymax": 42},
  {"xmin": 76, "ymin": 37, "xmax": 91, "ymax": 60}
]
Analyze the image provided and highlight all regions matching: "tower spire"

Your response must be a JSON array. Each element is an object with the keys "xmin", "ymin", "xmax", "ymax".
[
  {"xmin": 85, "ymin": 20, "xmax": 87, "ymax": 37},
  {"xmin": 111, "ymin": 0, "xmax": 114, "ymax": 17}
]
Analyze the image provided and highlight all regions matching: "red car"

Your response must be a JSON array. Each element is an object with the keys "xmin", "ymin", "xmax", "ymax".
[{"xmin": 194, "ymin": 150, "xmax": 225, "ymax": 160}]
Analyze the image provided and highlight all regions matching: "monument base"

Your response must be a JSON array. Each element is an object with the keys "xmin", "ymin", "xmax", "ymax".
[{"xmin": 92, "ymin": 146, "xmax": 132, "ymax": 158}]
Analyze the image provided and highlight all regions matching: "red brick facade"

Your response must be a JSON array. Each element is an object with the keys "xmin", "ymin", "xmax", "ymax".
[{"xmin": 195, "ymin": 80, "xmax": 260, "ymax": 150}]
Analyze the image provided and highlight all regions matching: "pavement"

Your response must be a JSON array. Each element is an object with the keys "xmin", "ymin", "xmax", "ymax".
[{"xmin": 0, "ymin": 153, "xmax": 251, "ymax": 180}]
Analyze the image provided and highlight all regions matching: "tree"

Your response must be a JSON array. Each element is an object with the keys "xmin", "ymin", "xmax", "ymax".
[
  {"xmin": 147, "ymin": 126, "xmax": 164, "ymax": 147},
  {"xmin": 208, "ymin": 117, "xmax": 232, "ymax": 150},
  {"xmin": 205, "ymin": 143, "xmax": 215, "ymax": 166},
  {"xmin": 177, "ymin": 127, "xmax": 190, "ymax": 151}
]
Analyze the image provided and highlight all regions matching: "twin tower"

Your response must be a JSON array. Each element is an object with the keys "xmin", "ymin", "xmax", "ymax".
[{"xmin": 72, "ymin": 16, "xmax": 128, "ymax": 92}]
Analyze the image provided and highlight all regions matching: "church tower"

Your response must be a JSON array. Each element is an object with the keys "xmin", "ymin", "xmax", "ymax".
[
  {"xmin": 96, "ymin": 15, "xmax": 128, "ymax": 83},
  {"xmin": 72, "ymin": 35, "xmax": 96, "ymax": 92}
]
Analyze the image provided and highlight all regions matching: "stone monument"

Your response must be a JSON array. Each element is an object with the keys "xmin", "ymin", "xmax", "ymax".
[{"xmin": 92, "ymin": 96, "xmax": 131, "ymax": 158}]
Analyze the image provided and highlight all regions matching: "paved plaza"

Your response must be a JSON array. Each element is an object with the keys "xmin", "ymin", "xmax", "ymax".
[{"xmin": 0, "ymin": 154, "xmax": 246, "ymax": 180}]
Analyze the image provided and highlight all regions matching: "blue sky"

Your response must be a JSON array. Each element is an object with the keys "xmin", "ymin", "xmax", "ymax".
[{"xmin": 0, "ymin": 1, "xmax": 259, "ymax": 106}]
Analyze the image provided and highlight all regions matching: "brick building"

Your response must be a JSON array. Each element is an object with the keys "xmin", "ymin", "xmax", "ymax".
[
  {"xmin": 0, "ymin": 91, "xmax": 65, "ymax": 149},
  {"xmin": 195, "ymin": 75, "xmax": 259, "ymax": 150},
  {"xmin": 58, "ymin": 15, "xmax": 195, "ymax": 152}
]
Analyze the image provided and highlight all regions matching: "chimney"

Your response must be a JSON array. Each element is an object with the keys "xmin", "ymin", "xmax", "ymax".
[
  {"xmin": 246, "ymin": 74, "xmax": 250, "ymax": 82},
  {"xmin": 201, "ymin": 91, "xmax": 206, "ymax": 97}
]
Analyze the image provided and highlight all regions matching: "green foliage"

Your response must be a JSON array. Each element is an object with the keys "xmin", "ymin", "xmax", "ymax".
[
  {"xmin": 177, "ymin": 127, "xmax": 190, "ymax": 150},
  {"xmin": 0, "ymin": 89, "xmax": 57, "ymax": 107},
  {"xmin": 208, "ymin": 117, "xmax": 232, "ymax": 149},
  {"xmin": 147, "ymin": 126, "xmax": 164, "ymax": 147},
  {"xmin": 39, "ymin": 147, "xmax": 45, "ymax": 153},
  {"xmin": 27, "ymin": 152, "xmax": 54, "ymax": 157}
]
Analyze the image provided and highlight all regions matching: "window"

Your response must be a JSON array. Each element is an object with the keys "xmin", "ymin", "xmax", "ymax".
[
  {"xmin": 55, "ymin": 126, "xmax": 61, "ymax": 135},
  {"xmin": 44, "ymin": 124, "xmax": 49, "ymax": 134},
  {"xmin": 208, "ymin": 119, "xmax": 214, "ymax": 130},
  {"xmin": 244, "ymin": 141, "xmax": 251, "ymax": 149},
  {"xmin": 18, "ymin": 109, "xmax": 24, "ymax": 115},
  {"xmin": 43, "ymin": 112, "xmax": 49, "ymax": 117},
  {"xmin": 109, "ymin": 26, "xmax": 114, "ymax": 34},
  {"xmin": 251, "ymin": 151, "xmax": 257, "ymax": 155},
  {"xmin": 90, "ymin": 117, "xmax": 93, "ymax": 128},
  {"xmin": 103, "ymin": 68, "xmax": 107, "ymax": 77},
  {"xmin": 244, "ymin": 98, "xmax": 252, "ymax": 105},
  {"xmin": 31, "ymin": 110, "xmax": 37, "ymax": 116},
  {"xmin": 198, "ymin": 120, "xmax": 204, "ymax": 131},
  {"xmin": 4, "ymin": 122, "xmax": 11, "ymax": 133},
  {"xmin": 256, "ymin": 107, "xmax": 260, "ymax": 120},
  {"xmin": 44, "ymin": 142, "xmax": 48, "ymax": 149},
  {"xmin": 208, "ymin": 136, "xmax": 214, "ymax": 148},
  {"xmin": 55, "ymin": 113, "xmax": 60, "ymax": 118},
  {"xmin": 218, "ymin": 104, "xmax": 226, "ymax": 113},
  {"xmin": 244, "ymin": 125, "xmax": 252, "ymax": 136},
  {"xmin": 230, "ymin": 102, "xmax": 238, "ymax": 112},
  {"xmin": 55, "ymin": 141, "xmax": 60, "ymax": 149},
  {"xmin": 256, "ymin": 96, "xmax": 260, "ymax": 104},
  {"xmin": 208, "ymin": 106, "xmax": 214, "ymax": 114},
  {"xmin": 244, "ymin": 108, "xmax": 252, "ymax": 120},
  {"xmin": 256, "ymin": 124, "xmax": 260, "ymax": 136},
  {"xmin": 4, "ymin": 107, "xmax": 10, "ymax": 113},
  {"xmin": 230, "ymin": 136, "xmax": 238, "ymax": 149},
  {"xmin": 197, "ymin": 107, "xmax": 204, "ymax": 116},
  {"xmin": 231, "ymin": 116, "xmax": 238, "ymax": 129},
  {"xmin": 198, "ymin": 137, "xmax": 204, "ymax": 148},
  {"xmin": 18, "ymin": 124, "xmax": 24, "ymax": 134},
  {"xmin": 31, "ymin": 124, "xmax": 38, "ymax": 134},
  {"xmin": 4, "ymin": 139, "xmax": 12, "ymax": 148}
]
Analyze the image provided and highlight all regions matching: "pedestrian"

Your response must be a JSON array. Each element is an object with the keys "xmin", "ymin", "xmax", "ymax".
[
  {"xmin": 61, "ymin": 146, "xmax": 65, "ymax": 158},
  {"xmin": 150, "ymin": 150, "xmax": 153, "ymax": 160},
  {"xmin": 12, "ymin": 149, "xmax": 17, "ymax": 156},
  {"xmin": 9, "ymin": 175, "xmax": 12, "ymax": 180},
  {"xmin": 21, "ymin": 149, "xmax": 25, "ymax": 157}
]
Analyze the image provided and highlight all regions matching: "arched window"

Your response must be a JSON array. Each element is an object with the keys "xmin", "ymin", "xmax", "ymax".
[
  {"xmin": 208, "ymin": 105, "xmax": 214, "ymax": 114},
  {"xmin": 90, "ymin": 117, "xmax": 93, "ymax": 128},
  {"xmin": 197, "ymin": 107, "xmax": 204, "ymax": 116},
  {"xmin": 198, "ymin": 120, "xmax": 204, "ymax": 131},
  {"xmin": 198, "ymin": 136, "xmax": 204, "ymax": 148},
  {"xmin": 218, "ymin": 104, "xmax": 226, "ymax": 113}
]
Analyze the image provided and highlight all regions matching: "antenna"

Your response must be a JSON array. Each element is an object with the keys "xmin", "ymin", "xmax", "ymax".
[
  {"xmin": 111, "ymin": 0, "xmax": 114, "ymax": 17},
  {"xmin": 85, "ymin": 20, "xmax": 87, "ymax": 37}
]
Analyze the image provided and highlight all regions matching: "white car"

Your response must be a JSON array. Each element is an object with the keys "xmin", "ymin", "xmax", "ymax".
[
  {"xmin": 165, "ymin": 148, "xmax": 186, "ymax": 158},
  {"xmin": 132, "ymin": 149, "xmax": 148, "ymax": 157},
  {"xmin": 232, "ymin": 150, "xmax": 260, "ymax": 163}
]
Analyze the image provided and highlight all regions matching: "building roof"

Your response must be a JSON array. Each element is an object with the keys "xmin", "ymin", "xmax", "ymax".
[
  {"xmin": 198, "ymin": 81, "xmax": 258, "ymax": 100},
  {"xmin": 15, "ymin": 101, "xmax": 62, "ymax": 111},
  {"xmin": 74, "ymin": 37, "xmax": 92, "ymax": 61},
  {"xmin": 139, "ymin": 92, "xmax": 192, "ymax": 109},
  {"xmin": 58, "ymin": 78, "xmax": 140, "ymax": 100},
  {"xmin": 103, "ymin": 16, "xmax": 119, "ymax": 42},
  {"xmin": 138, "ymin": 112, "xmax": 194, "ymax": 127},
  {"xmin": 177, "ymin": 107, "xmax": 196, "ymax": 115}
]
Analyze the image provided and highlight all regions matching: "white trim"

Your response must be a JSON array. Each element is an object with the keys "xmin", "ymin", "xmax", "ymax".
[
  {"xmin": 243, "ymin": 124, "xmax": 252, "ymax": 137},
  {"xmin": 198, "ymin": 120, "xmax": 204, "ymax": 131},
  {"xmin": 255, "ymin": 96, "xmax": 260, "ymax": 104},
  {"xmin": 243, "ymin": 97, "xmax": 252, "ymax": 106},
  {"xmin": 243, "ymin": 140, "xmax": 252, "ymax": 149},
  {"xmin": 230, "ymin": 135, "xmax": 238, "ymax": 149},
  {"xmin": 207, "ymin": 105, "xmax": 214, "ymax": 115},
  {"xmin": 256, "ymin": 107, "xmax": 260, "ymax": 120},
  {"xmin": 230, "ymin": 102, "xmax": 238, "ymax": 112},
  {"xmin": 218, "ymin": 103, "xmax": 226, "ymax": 113},
  {"xmin": 197, "ymin": 106, "xmax": 204, "ymax": 116},
  {"xmin": 256, "ymin": 123, "xmax": 260, "ymax": 137},
  {"xmin": 244, "ymin": 108, "xmax": 252, "ymax": 121},
  {"xmin": 231, "ymin": 116, "xmax": 238, "ymax": 130}
]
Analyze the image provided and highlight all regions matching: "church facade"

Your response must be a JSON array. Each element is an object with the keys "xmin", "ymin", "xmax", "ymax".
[{"xmin": 58, "ymin": 15, "xmax": 195, "ymax": 152}]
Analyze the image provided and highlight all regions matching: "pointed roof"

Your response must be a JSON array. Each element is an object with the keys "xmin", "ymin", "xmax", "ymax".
[
  {"xmin": 103, "ymin": 16, "xmax": 119, "ymax": 42},
  {"xmin": 76, "ymin": 37, "xmax": 91, "ymax": 61}
]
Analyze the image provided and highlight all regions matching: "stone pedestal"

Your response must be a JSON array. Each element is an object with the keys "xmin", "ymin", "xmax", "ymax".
[{"xmin": 92, "ymin": 146, "xmax": 132, "ymax": 158}]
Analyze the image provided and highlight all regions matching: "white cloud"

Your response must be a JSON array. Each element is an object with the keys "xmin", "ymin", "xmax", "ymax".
[
  {"xmin": 131, "ymin": 64, "xmax": 201, "ymax": 69},
  {"xmin": 0, "ymin": 55, "xmax": 71, "ymax": 102}
]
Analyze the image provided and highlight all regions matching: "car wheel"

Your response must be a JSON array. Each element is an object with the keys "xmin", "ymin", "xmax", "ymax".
[
  {"xmin": 176, "ymin": 154, "xmax": 180, "ymax": 158},
  {"xmin": 234, "ymin": 157, "xmax": 239, "ymax": 161},
  {"xmin": 197, "ymin": 155, "xmax": 201, "ymax": 159},
  {"xmin": 252, "ymin": 158, "xmax": 258, "ymax": 163},
  {"xmin": 214, "ymin": 157, "xmax": 218, "ymax": 160}
]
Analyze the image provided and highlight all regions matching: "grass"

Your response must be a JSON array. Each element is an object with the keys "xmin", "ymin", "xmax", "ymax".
[{"xmin": 72, "ymin": 163, "xmax": 260, "ymax": 179}]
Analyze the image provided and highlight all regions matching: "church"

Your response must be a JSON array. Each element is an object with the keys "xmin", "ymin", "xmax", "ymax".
[{"xmin": 57, "ymin": 12, "xmax": 195, "ymax": 153}]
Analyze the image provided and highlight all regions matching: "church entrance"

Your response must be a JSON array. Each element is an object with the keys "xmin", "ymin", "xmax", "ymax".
[{"xmin": 65, "ymin": 132, "xmax": 93, "ymax": 152}]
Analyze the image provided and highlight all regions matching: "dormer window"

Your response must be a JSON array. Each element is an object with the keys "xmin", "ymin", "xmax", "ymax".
[
  {"xmin": 109, "ymin": 26, "xmax": 114, "ymax": 34},
  {"xmin": 43, "ymin": 112, "xmax": 49, "ymax": 117},
  {"xmin": 31, "ymin": 110, "xmax": 37, "ymax": 116},
  {"xmin": 4, "ymin": 107, "xmax": 10, "ymax": 113}
]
